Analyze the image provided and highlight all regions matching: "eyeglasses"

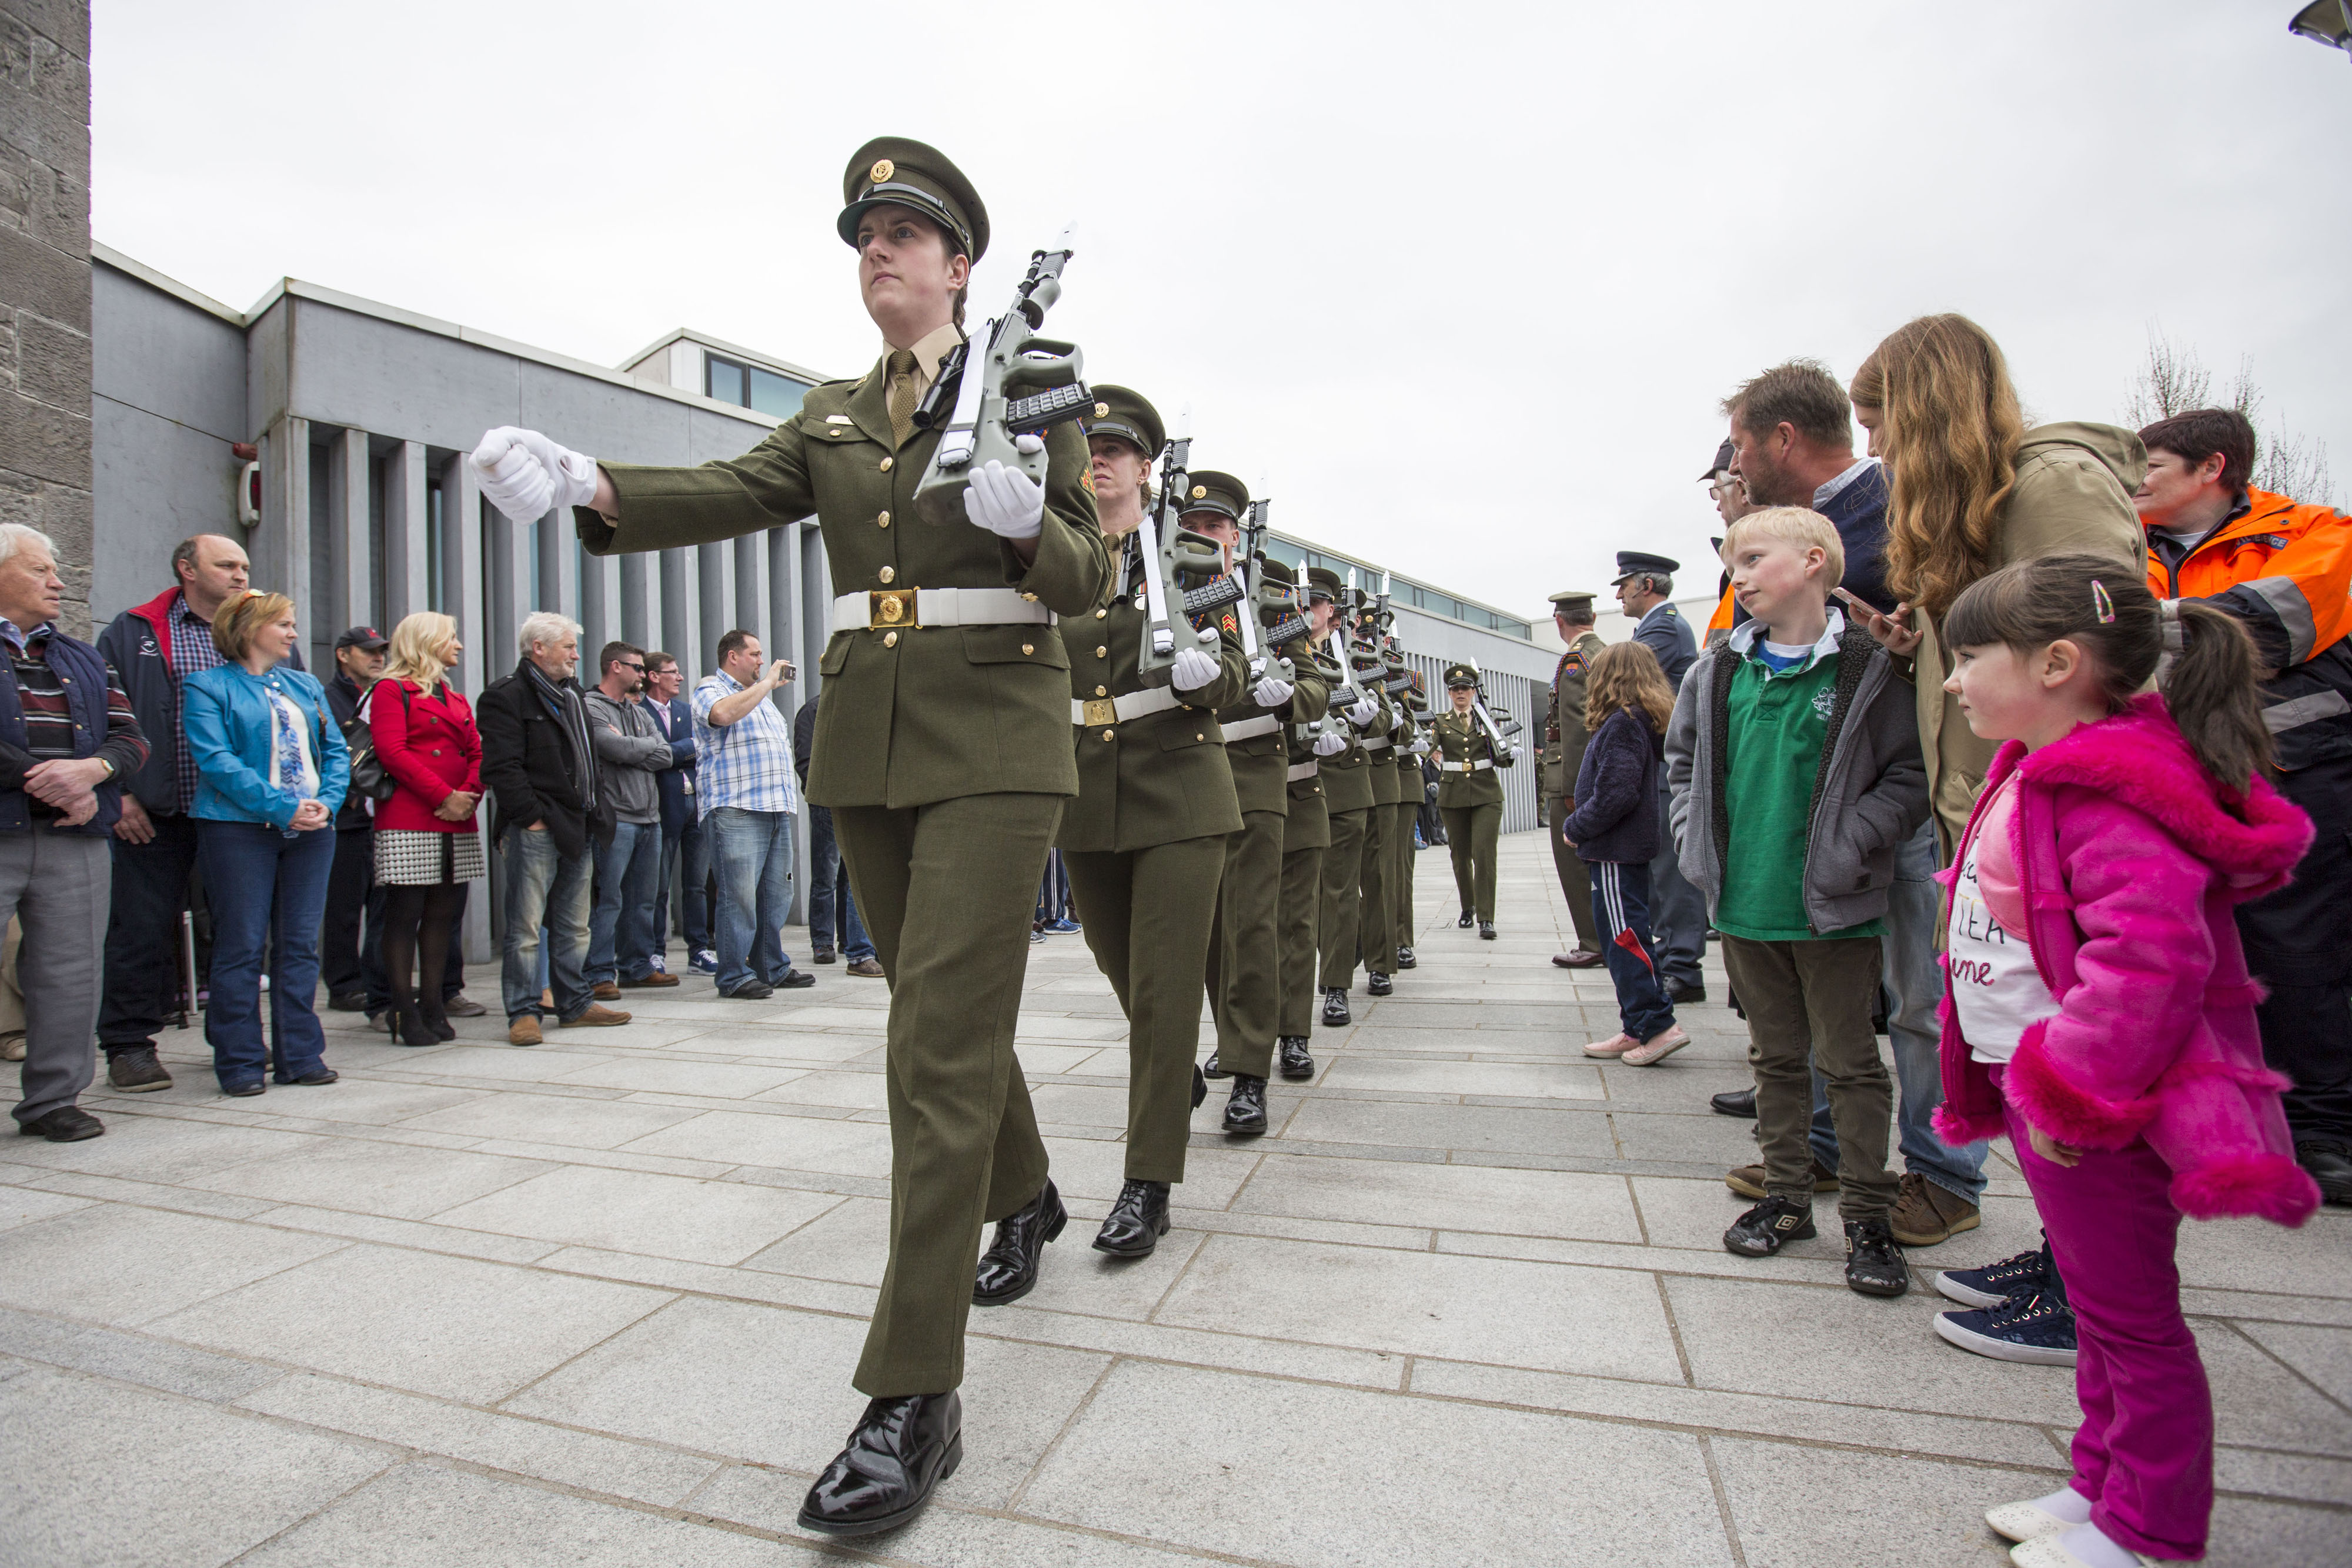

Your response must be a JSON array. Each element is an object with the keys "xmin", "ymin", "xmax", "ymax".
[{"xmin": 620, "ymin": 662, "xmax": 646, "ymax": 673}]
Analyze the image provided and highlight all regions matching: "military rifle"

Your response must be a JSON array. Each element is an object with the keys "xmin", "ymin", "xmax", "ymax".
[
  {"xmin": 1240, "ymin": 487, "xmax": 1305, "ymax": 685},
  {"xmin": 1466, "ymin": 664, "xmax": 1523, "ymax": 766},
  {"xmin": 1128, "ymin": 406, "xmax": 1241, "ymax": 688}
]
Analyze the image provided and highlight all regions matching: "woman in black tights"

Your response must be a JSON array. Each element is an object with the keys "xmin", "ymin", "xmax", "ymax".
[{"xmin": 368, "ymin": 613, "xmax": 484, "ymax": 1047}]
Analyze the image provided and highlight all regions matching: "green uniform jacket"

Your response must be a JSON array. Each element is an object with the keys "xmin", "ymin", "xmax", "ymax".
[
  {"xmin": 1434, "ymin": 709, "xmax": 1508, "ymax": 808},
  {"xmin": 1215, "ymin": 635, "xmax": 1330, "ymax": 817},
  {"xmin": 1058, "ymin": 538, "xmax": 1248, "ymax": 853},
  {"xmin": 1542, "ymin": 631, "xmax": 1607, "ymax": 799},
  {"xmin": 1365, "ymin": 690, "xmax": 1404, "ymax": 808},
  {"xmin": 1315, "ymin": 640, "xmax": 1379, "ymax": 815},
  {"xmin": 1392, "ymin": 714, "xmax": 1424, "ymax": 801},
  {"xmin": 1284, "ymin": 725, "xmax": 1332, "ymax": 850},
  {"xmin": 580, "ymin": 351, "xmax": 1111, "ymax": 810}
]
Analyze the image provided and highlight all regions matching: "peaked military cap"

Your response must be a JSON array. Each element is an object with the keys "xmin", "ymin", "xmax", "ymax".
[
  {"xmin": 1701, "ymin": 439, "xmax": 1736, "ymax": 482},
  {"xmin": 1304, "ymin": 565, "xmax": 1343, "ymax": 603},
  {"xmin": 1444, "ymin": 663, "xmax": 1480, "ymax": 689},
  {"xmin": 1547, "ymin": 589, "xmax": 1597, "ymax": 616},
  {"xmin": 1177, "ymin": 470, "xmax": 1249, "ymax": 524},
  {"xmin": 838, "ymin": 136, "xmax": 989, "ymax": 263},
  {"xmin": 1082, "ymin": 385, "xmax": 1163, "ymax": 459},
  {"xmin": 1609, "ymin": 550, "xmax": 1681, "ymax": 586}
]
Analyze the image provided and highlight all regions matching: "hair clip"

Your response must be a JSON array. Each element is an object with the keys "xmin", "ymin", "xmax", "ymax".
[{"xmin": 2091, "ymin": 580, "xmax": 2116, "ymax": 625}]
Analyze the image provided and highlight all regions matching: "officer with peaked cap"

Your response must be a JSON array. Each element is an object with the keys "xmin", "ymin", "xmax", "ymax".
[
  {"xmin": 1434, "ymin": 663, "xmax": 1512, "ymax": 937},
  {"xmin": 1300, "ymin": 569, "xmax": 1377, "ymax": 1029},
  {"xmin": 1612, "ymin": 550, "xmax": 1695, "ymax": 690},
  {"xmin": 1184, "ymin": 473, "xmax": 1329, "ymax": 1135},
  {"xmin": 1609, "ymin": 549, "xmax": 1706, "ymax": 1000},
  {"xmin": 1057, "ymin": 385, "xmax": 1247, "ymax": 1258},
  {"xmin": 463, "ymin": 135, "xmax": 1110, "ymax": 1538},
  {"xmin": 1543, "ymin": 590, "xmax": 1608, "ymax": 969}
]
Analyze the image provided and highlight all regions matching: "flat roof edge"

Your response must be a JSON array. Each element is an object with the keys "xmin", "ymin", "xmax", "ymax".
[
  {"xmin": 620, "ymin": 327, "xmax": 834, "ymax": 387},
  {"xmin": 92, "ymin": 242, "xmax": 246, "ymax": 326}
]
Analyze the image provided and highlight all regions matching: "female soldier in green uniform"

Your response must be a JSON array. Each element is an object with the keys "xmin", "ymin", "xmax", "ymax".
[
  {"xmin": 1435, "ymin": 663, "xmax": 1513, "ymax": 938},
  {"xmin": 1058, "ymin": 386, "xmax": 1247, "ymax": 1256},
  {"xmin": 1271, "ymin": 561, "xmax": 1345, "ymax": 1075},
  {"xmin": 468, "ymin": 138, "xmax": 1110, "ymax": 1537}
]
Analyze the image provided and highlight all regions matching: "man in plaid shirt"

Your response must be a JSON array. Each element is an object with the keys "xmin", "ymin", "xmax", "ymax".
[{"xmin": 691, "ymin": 629, "xmax": 814, "ymax": 999}]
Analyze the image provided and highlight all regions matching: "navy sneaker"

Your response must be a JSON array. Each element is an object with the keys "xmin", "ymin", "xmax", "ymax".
[
  {"xmin": 1044, "ymin": 918, "xmax": 1081, "ymax": 935},
  {"xmin": 689, "ymin": 949, "xmax": 718, "ymax": 975},
  {"xmin": 1935, "ymin": 1240, "xmax": 2052, "ymax": 1310},
  {"xmin": 1935, "ymin": 1286, "xmax": 2077, "ymax": 1366}
]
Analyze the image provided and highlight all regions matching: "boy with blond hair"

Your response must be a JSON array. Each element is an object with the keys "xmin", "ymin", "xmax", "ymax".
[{"xmin": 1665, "ymin": 507, "xmax": 1931, "ymax": 1298}]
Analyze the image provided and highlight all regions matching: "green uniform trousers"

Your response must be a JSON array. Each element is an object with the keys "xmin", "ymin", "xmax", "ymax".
[
  {"xmin": 1277, "ymin": 841, "xmax": 1325, "ymax": 1037},
  {"xmin": 1547, "ymin": 794, "xmax": 1602, "ymax": 954},
  {"xmin": 1442, "ymin": 801, "xmax": 1502, "ymax": 921},
  {"xmin": 1318, "ymin": 806, "xmax": 1370, "ymax": 988},
  {"xmin": 831, "ymin": 793, "xmax": 1060, "ymax": 1398},
  {"xmin": 1390, "ymin": 800, "xmax": 1418, "ymax": 956},
  {"xmin": 1204, "ymin": 809, "xmax": 1284, "ymax": 1078},
  {"xmin": 1064, "ymin": 837, "xmax": 1225, "ymax": 1182},
  {"xmin": 1357, "ymin": 802, "xmax": 1394, "ymax": 980}
]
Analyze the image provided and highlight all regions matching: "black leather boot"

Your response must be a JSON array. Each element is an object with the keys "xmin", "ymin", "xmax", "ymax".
[
  {"xmin": 1278, "ymin": 1037, "xmax": 1315, "ymax": 1080},
  {"xmin": 1093, "ymin": 1178, "xmax": 1172, "ymax": 1257},
  {"xmin": 1191, "ymin": 1063, "xmax": 1208, "ymax": 1108},
  {"xmin": 1396, "ymin": 945, "xmax": 1416, "ymax": 969},
  {"xmin": 1367, "ymin": 972, "xmax": 1393, "ymax": 997},
  {"xmin": 419, "ymin": 996, "xmax": 456, "ymax": 1042},
  {"xmin": 1201, "ymin": 1049, "xmax": 1230, "ymax": 1081},
  {"xmin": 1478, "ymin": 921, "xmax": 1496, "ymax": 941},
  {"xmin": 1224, "ymin": 1075, "xmax": 1268, "ymax": 1136},
  {"xmin": 1321, "ymin": 987, "xmax": 1351, "ymax": 1027},
  {"xmin": 797, "ymin": 1392, "xmax": 962, "ymax": 1536},
  {"xmin": 1456, "ymin": 909, "xmax": 1474, "ymax": 928},
  {"xmin": 392, "ymin": 997, "xmax": 439, "ymax": 1049},
  {"xmin": 972, "ymin": 1179, "xmax": 1064, "ymax": 1305}
]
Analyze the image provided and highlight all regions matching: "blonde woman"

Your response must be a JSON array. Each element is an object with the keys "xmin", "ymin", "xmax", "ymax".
[{"xmin": 369, "ymin": 612, "xmax": 482, "ymax": 1047}]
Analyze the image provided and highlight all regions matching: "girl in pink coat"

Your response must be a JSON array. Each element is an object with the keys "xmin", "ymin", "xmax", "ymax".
[{"xmin": 1932, "ymin": 555, "xmax": 2320, "ymax": 1568}]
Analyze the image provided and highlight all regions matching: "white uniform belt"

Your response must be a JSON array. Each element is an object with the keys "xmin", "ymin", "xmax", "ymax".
[
  {"xmin": 1221, "ymin": 714, "xmax": 1282, "ymax": 743},
  {"xmin": 831, "ymin": 587, "xmax": 1051, "ymax": 633},
  {"xmin": 1071, "ymin": 686, "xmax": 1183, "ymax": 727},
  {"xmin": 1286, "ymin": 760, "xmax": 1319, "ymax": 782},
  {"xmin": 1361, "ymin": 734, "xmax": 1392, "ymax": 751},
  {"xmin": 1441, "ymin": 758, "xmax": 1494, "ymax": 773}
]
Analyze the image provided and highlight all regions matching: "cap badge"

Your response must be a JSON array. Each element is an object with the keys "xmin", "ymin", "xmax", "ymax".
[
  {"xmin": 1094, "ymin": 402, "xmax": 1108, "ymax": 419},
  {"xmin": 1191, "ymin": 484, "xmax": 1207, "ymax": 500},
  {"xmin": 870, "ymin": 158, "xmax": 894, "ymax": 184}
]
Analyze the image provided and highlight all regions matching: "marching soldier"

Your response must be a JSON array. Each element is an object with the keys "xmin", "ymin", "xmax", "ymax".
[
  {"xmin": 1435, "ymin": 663, "xmax": 1514, "ymax": 938},
  {"xmin": 1391, "ymin": 674, "xmax": 1429, "ymax": 971},
  {"xmin": 1271, "ymin": 560, "xmax": 1344, "ymax": 1075},
  {"xmin": 1058, "ymin": 387, "xmax": 1247, "ymax": 1256},
  {"xmin": 1314, "ymin": 572, "xmax": 1382, "ymax": 1025},
  {"xmin": 1544, "ymin": 590, "xmax": 1609, "ymax": 969},
  {"xmin": 1185, "ymin": 475, "xmax": 1329, "ymax": 1135},
  {"xmin": 1356, "ymin": 605, "xmax": 1402, "ymax": 997},
  {"xmin": 468, "ymin": 138, "xmax": 1112, "ymax": 1537}
]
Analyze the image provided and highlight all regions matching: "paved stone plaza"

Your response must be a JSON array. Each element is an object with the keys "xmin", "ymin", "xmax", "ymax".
[{"xmin": 1, "ymin": 832, "xmax": 2345, "ymax": 1567}]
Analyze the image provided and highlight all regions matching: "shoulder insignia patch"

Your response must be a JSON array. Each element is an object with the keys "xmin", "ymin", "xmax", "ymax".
[
  {"xmin": 1221, "ymin": 612, "xmax": 1238, "ymax": 635},
  {"xmin": 1080, "ymin": 467, "xmax": 1096, "ymax": 494}
]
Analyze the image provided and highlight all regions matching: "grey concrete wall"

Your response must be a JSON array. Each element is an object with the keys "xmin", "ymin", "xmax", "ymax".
[{"xmin": 0, "ymin": 0, "xmax": 91, "ymax": 632}]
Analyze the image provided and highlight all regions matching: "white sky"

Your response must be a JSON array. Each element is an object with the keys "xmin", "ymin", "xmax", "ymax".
[{"xmin": 92, "ymin": 1, "xmax": 2352, "ymax": 622}]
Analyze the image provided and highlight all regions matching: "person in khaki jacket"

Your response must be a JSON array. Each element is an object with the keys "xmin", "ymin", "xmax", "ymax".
[
  {"xmin": 1542, "ymin": 590, "xmax": 1608, "ymax": 968},
  {"xmin": 466, "ymin": 138, "xmax": 1111, "ymax": 1539},
  {"xmin": 1056, "ymin": 386, "xmax": 1246, "ymax": 1257}
]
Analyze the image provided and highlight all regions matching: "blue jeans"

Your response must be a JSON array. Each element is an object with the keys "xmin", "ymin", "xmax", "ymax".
[
  {"xmin": 1591, "ymin": 860, "xmax": 1675, "ymax": 1041},
  {"xmin": 708, "ymin": 806, "xmax": 795, "ymax": 992},
  {"xmin": 1809, "ymin": 817, "xmax": 1989, "ymax": 1202},
  {"xmin": 657, "ymin": 812, "xmax": 710, "ymax": 954},
  {"xmin": 1647, "ymin": 780, "xmax": 1707, "ymax": 987},
  {"xmin": 500, "ymin": 824, "xmax": 593, "ymax": 1022},
  {"xmin": 588, "ymin": 819, "xmax": 663, "ymax": 984},
  {"xmin": 195, "ymin": 820, "xmax": 335, "ymax": 1088},
  {"xmin": 806, "ymin": 804, "xmax": 873, "ymax": 961}
]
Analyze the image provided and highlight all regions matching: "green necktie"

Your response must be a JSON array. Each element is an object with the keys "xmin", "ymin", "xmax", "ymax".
[{"xmin": 887, "ymin": 349, "xmax": 918, "ymax": 449}]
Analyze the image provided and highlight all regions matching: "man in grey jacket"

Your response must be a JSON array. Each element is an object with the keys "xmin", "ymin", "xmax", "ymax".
[{"xmin": 584, "ymin": 641, "xmax": 677, "ymax": 993}]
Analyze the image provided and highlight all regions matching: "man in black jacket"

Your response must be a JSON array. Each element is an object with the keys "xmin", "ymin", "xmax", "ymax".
[{"xmin": 477, "ymin": 612, "xmax": 625, "ymax": 1045}]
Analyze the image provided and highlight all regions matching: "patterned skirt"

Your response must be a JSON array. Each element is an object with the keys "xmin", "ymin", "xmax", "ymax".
[{"xmin": 374, "ymin": 828, "xmax": 486, "ymax": 886}]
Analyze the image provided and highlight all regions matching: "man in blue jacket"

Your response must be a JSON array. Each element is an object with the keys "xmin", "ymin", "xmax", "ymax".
[{"xmin": 643, "ymin": 652, "xmax": 710, "ymax": 974}]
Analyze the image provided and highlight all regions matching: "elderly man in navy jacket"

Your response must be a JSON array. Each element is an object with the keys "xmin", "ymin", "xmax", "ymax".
[{"xmin": 643, "ymin": 652, "xmax": 710, "ymax": 974}]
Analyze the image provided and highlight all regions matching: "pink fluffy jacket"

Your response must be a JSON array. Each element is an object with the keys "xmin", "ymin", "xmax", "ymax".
[{"xmin": 1932, "ymin": 694, "xmax": 2321, "ymax": 1226}]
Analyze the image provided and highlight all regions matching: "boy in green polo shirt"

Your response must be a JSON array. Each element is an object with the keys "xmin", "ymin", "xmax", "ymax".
[{"xmin": 1663, "ymin": 507, "xmax": 1930, "ymax": 1299}]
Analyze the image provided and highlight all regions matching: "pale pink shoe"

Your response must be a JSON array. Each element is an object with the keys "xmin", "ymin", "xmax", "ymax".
[
  {"xmin": 1622, "ymin": 1025, "xmax": 1690, "ymax": 1066},
  {"xmin": 1582, "ymin": 1032, "xmax": 1636, "ymax": 1058}
]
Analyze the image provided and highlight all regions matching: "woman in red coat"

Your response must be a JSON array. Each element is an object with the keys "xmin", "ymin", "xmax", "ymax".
[{"xmin": 370, "ymin": 613, "xmax": 483, "ymax": 1046}]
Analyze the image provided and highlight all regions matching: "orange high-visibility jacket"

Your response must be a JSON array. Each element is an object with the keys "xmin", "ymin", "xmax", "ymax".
[{"xmin": 2146, "ymin": 486, "xmax": 2352, "ymax": 768}]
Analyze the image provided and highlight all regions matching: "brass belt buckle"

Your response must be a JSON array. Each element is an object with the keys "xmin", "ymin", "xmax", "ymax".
[
  {"xmin": 1083, "ymin": 697, "xmax": 1117, "ymax": 728},
  {"xmin": 868, "ymin": 589, "xmax": 920, "ymax": 630}
]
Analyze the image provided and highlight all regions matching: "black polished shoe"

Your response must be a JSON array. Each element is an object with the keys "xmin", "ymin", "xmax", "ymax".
[
  {"xmin": 1844, "ymin": 1218, "xmax": 1911, "ymax": 1298},
  {"xmin": 1665, "ymin": 978, "xmax": 1708, "ymax": 1005},
  {"xmin": 1456, "ymin": 909, "xmax": 1474, "ymax": 928},
  {"xmin": 1367, "ymin": 972, "xmax": 1393, "ymax": 997},
  {"xmin": 1201, "ymin": 1049, "xmax": 1230, "ymax": 1081},
  {"xmin": 1191, "ymin": 1064, "xmax": 1207, "ymax": 1109},
  {"xmin": 1724, "ymin": 1195, "xmax": 1816, "ymax": 1257},
  {"xmin": 723, "ymin": 980, "xmax": 774, "ymax": 1000},
  {"xmin": 1093, "ymin": 1178, "xmax": 1172, "ymax": 1258},
  {"xmin": 1223, "ymin": 1075, "xmax": 1268, "ymax": 1136},
  {"xmin": 1277, "ymin": 1037, "xmax": 1315, "ymax": 1080},
  {"xmin": 796, "ymin": 1392, "xmax": 962, "ymax": 1537},
  {"xmin": 2297, "ymin": 1140, "xmax": 2352, "ymax": 1206},
  {"xmin": 1396, "ymin": 946, "xmax": 1416, "ymax": 969},
  {"xmin": 327, "ymin": 991, "xmax": 368, "ymax": 1012},
  {"xmin": 1478, "ymin": 921, "xmax": 1496, "ymax": 941},
  {"xmin": 16, "ymin": 1105, "xmax": 103, "ymax": 1141},
  {"xmin": 1321, "ymin": 987, "xmax": 1351, "ymax": 1027},
  {"xmin": 972, "ymin": 1179, "xmax": 1065, "ymax": 1306},
  {"xmin": 1710, "ymin": 1087, "xmax": 1758, "ymax": 1119},
  {"xmin": 280, "ymin": 1069, "xmax": 340, "ymax": 1086}
]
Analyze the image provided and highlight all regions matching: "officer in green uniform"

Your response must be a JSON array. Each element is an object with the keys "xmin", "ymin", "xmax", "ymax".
[
  {"xmin": 1270, "ymin": 561, "xmax": 1344, "ymax": 1075},
  {"xmin": 1058, "ymin": 386, "xmax": 1247, "ymax": 1256},
  {"xmin": 1434, "ymin": 663, "xmax": 1514, "ymax": 938},
  {"xmin": 1389, "ymin": 674, "xmax": 1428, "ymax": 970},
  {"xmin": 1315, "ymin": 580, "xmax": 1387, "ymax": 1024},
  {"xmin": 474, "ymin": 138, "xmax": 1112, "ymax": 1537},
  {"xmin": 1543, "ymin": 590, "xmax": 1608, "ymax": 969},
  {"xmin": 1356, "ymin": 604, "xmax": 1402, "ymax": 997},
  {"xmin": 1185, "ymin": 475, "xmax": 1329, "ymax": 1134}
]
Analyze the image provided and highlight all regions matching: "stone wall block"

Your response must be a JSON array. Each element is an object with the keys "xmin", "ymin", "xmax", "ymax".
[
  {"xmin": 0, "ymin": 142, "xmax": 27, "ymax": 226},
  {"xmin": 26, "ymin": 158, "xmax": 81, "ymax": 253},
  {"xmin": 0, "ymin": 220, "xmax": 88, "ymax": 329},
  {"xmin": 0, "ymin": 0, "xmax": 88, "ymax": 57},
  {"xmin": 16, "ymin": 309, "xmax": 84, "ymax": 404},
  {"xmin": 0, "ymin": 16, "xmax": 89, "ymax": 185},
  {"xmin": 0, "ymin": 313, "xmax": 16, "ymax": 386},
  {"xmin": 0, "ymin": 388, "xmax": 89, "ymax": 485}
]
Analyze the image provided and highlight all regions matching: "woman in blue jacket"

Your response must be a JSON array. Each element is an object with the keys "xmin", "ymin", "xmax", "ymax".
[{"xmin": 182, "ymin": 590, "xmax": 350, "ymax": 1095}]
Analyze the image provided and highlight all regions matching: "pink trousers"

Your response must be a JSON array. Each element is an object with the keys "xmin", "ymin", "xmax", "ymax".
[{"xmin": 2006, "ymin": 1098, "xmax": 2211, "ymax": 1561}]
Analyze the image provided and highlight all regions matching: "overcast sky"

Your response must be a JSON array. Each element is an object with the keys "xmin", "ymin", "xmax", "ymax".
[{"xmin": 92, "ymin": 1, "xmax": 2352, "ymax": 622}]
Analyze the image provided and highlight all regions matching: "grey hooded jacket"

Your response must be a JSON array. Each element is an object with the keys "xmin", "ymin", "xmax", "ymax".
[{"xmin": 1665, "ymin": 614, "xmax": 1931, "ymax": 935}]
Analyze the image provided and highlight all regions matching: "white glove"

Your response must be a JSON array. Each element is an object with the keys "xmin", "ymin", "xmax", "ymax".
[
  {"xmin": 472, "ymin": 427, "xmax": 599, "ymax": 524},
  {"xmin": 1347, "ymin": 696, "xmax": 1381, "ymax": 726},
  {"xmin": 963, "ymin": 453, "xmax": 1046, "ymax": 540},
  {"xmin": 1312, "ymin": 730, "xmax": 1348, "ymax": 756},
  {"xmin": 1506, "ymin": 744, "xmax": 1522, "ymax": 761},
  {"xmin": 1170, "ymin": 647, "xmax": 1220, "ymax": 694},
  {"xmin": 1252, "ymin": 676, "xmax": 1294, "ymax": 709}
]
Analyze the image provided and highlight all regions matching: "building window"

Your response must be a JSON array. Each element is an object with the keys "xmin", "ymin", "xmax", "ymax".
[
  {"xmin": 707, "ymin": 352, "xmax": 810, "ymax": 420},
  {"xmin": 426, "ymin": 477, "xmax": 445, "ymax": 614}
]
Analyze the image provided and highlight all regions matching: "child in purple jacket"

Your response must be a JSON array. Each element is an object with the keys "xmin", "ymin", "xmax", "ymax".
[{"xmin": 1933, "ymin": 555, "xmax": 2320, "ymax": 1568}]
